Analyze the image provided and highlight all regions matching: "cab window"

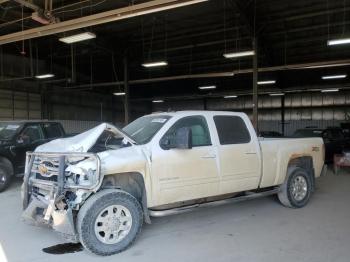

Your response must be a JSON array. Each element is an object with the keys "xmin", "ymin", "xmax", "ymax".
[
  {"xmin": 42, "ymin": 123, "xmax": 64, "ymax": 139},
  {"xmin": 214, "ymin": 115, "xmax": 251, "ymax": 145},
  {"xmin": 19, "ymin": 125, "xmax": 43, "ymax": 143},
  {"xmin": 162, "ymin": 116, "xmax": 211, "ymax": 147}
]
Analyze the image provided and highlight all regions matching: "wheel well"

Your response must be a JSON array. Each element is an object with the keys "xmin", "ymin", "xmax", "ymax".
[
  {"xmin": 100, "ymin": 172, "xmax": 151, "ymax": 224},
  {"xmin": 288, "ymin": 156, "xmax": 315, "ymax": 191},
  {"xmin": 0, "ymin": 156, "xmax": 14, "ymax": 177}
]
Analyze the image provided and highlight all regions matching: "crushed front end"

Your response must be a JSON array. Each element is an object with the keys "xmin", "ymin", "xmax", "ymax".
[{"xmin": 22, "ymin": 152, "xmax": 101, "ymax": 242}]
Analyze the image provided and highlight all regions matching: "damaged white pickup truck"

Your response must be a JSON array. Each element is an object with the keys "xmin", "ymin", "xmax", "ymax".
[{"xmin": 22, "ymin": 111, "xmax": 326, "ymax": 256}]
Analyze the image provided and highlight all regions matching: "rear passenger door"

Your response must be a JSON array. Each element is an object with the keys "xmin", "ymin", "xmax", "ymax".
[{"xmin": 213, "ymin": 115, "xmax": 261, "ymax": 194}]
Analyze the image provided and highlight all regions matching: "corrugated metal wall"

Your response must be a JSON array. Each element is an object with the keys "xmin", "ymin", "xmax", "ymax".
[
  {"xmin": 152, "ymin": 90, "xmax": 350, "ymax": 135},
  {"xmin": 1, "ymin": 88, "xmax": 350, "ymax": 135},
  {"xmin": 0, "ymin": 89, "xmax": 41, "ymax": 120},
  {"xmin": 58, "ymin": 120, "xmax": 102, "ymax": 134},
  {"xmin": 258, "ymin": 120, "xmax": 344, "ymax": 136}
]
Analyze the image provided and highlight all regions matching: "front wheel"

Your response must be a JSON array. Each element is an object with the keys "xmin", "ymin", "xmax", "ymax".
[
  {"xmin": 278, "ymin": 167, "xmax": 312, "ymax": 208},
  {"xmin": 77, "ymin": 189, "xmax": 143, "ymax": 256},
  {"xmin": 0, "ymin": 165, "xmax": 11, "ymax": 193}
]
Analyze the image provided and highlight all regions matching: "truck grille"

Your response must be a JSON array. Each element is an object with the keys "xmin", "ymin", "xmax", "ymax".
[
  {"xmin": 25, "ymin": 152, "xmax": 101, "ymax": 191},
  {"xmin": 31, "ymin": 157, "xmax": 60, "ymax": 182},
  {"xmin": 35, "ymin": 173, "xmax": 57, "ymax": 182}
]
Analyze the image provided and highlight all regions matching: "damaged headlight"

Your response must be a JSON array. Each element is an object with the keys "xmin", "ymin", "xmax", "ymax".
[{"xmin": 65, "ymin": 165, "xmax": 98, "ymax": 188}]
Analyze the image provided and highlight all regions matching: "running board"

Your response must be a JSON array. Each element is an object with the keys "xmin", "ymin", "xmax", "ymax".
[{"xmin": 149, "ymin": 188, "xmax": 280, "ymax": 217}]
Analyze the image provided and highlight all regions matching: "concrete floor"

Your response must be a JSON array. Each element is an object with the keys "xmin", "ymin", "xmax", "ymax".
[{"xmin": 0, "ymin": 170, "xmax": 349, "ymax": 262}]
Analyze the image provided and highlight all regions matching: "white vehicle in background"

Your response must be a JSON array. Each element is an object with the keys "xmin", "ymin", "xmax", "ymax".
[{"xmin": 22, "ymin": 111, "xmax": 326, "ymax": 256}]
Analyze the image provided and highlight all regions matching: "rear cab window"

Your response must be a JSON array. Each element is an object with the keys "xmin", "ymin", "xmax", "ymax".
[
  {"xmin": 213, "ymin": 115, "xmax": 251, "ymax": 145},
  {"xmin": 42, "ymin": 123, "xmax": 64, "ymax": 139}
]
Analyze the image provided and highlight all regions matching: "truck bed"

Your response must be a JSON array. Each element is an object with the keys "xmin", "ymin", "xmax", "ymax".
[{"xmin": 258, "ymin": 137, "xmax": 324, "ymax": 188}]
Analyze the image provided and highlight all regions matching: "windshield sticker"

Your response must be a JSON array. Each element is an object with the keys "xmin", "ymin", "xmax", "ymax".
[
  {"xmin": 151, "ymin": 118, "xmax": 167, "ymax": 123},
  {"xmin": 6, "ymin": 125, "xmax": 20, "ymax": 130}
]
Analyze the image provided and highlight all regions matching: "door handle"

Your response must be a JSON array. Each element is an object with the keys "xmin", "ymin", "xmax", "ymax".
[
  {"xmin": 201, "ymin": 154, "xmax": 216, "ymax": 159},
  {"xmin": 245, "ymin": 152, "xmax": 257, "ymax": 155}
]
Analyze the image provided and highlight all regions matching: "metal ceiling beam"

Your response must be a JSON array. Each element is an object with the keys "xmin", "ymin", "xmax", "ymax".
[
  {"xmin": 62, "ymin": 58, "xmax": 350, "ymax": 88},
  {"xmin": 132, "ymin": 82, "xmax": 350, "ymax": 102},
  {"xmin": 12, "ymin": 0, "xmax": 41, "ymax": 12},
  {"xmin": 0, "ymin": 0, "xmax": 208, "ymax": 45}
]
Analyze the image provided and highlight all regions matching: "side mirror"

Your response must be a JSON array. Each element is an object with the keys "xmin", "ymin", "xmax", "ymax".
[
  {"xmin": 160, "ymin": 127, "xmax": 193, "ymax": 150},
  {"xmin": 175, "ymin": 127, "xmax": 192, "ymax": 149}
]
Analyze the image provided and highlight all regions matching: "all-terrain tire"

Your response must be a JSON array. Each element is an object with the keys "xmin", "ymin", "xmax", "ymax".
[
  {"xmin": 77, "ymin": 189, "xmax": 143, "ymax": 256},
  {"xmin": 278, "ymin": 167, "xmax": 312, "ymax": 208}
]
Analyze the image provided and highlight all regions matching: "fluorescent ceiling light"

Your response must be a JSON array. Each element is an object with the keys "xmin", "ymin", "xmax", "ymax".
[
  {"xmin": 59, "ymin": 32, "xmax": 96, "ymax": 44},
  {"xmin": 142, "ymin": 61, "xmax": 168, "ymax": 68},
  {"xmin": 113, "ymin": 92, "xmax": 125, "ymax": 96},
  {"xmin": 223, "ymin": 50, "xmax": 255, "ymax": 59},
  {"xmin": 269, "ymin": 93, "xmax": 284, "ymax": 96},
  {"xmin": 224, "ymin": 95, "xmax": 237, "ymax": 98},
  {"xmin": 321, "ymin": 88, "xmax": 339, "ymax": 93},
  {"xmin": 327, "ymin": 38, "xmax": 350, "ymax": 46},
  {"xmin": 322, "ymin": 74, "xmax": 347, "ymax": 80},
  {"xmin": 258, "ymin": 80, "xmax": 276, "ymax": 85},
  {"xmin": 198, "ymin": 85, "xmax": 216, "ymax": 90},
  {"xmin": 35, "ymin": 73, "xmax": 54, "ymax": 79},
  {"xmin": 152, "ymin": 100, "xmax": 164, "ymax": 103}
]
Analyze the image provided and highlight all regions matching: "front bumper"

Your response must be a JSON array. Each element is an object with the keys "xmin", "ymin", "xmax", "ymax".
[
  {"xmin": 22, "ymin": 152, "xmax": 101, "ymax": 242},
  {"xmin": 22, "ymin": 180, "xmax": 78, "ymax": 242}
]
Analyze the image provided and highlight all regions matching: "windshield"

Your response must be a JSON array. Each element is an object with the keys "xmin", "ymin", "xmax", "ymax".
[
  {"xmin": 0, "ymin": 123, "xmax": 22, "ymax": 140},
  {"xmin": 123, "ymin": 115, "xmax": 171, "ymax": 144},
  {"xmin": 292, "ymin": 129, "xmax": 323, "ymax": 138}
]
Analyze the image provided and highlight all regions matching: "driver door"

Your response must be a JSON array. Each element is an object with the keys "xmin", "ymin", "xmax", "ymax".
[{"xmin": 151, "ymin": 115, "xmax": 220, "ymax": 206}]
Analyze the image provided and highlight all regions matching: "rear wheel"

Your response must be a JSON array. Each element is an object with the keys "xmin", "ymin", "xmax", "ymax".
[
  {"xmin": 77, "ymin": 189, "xmax": 143, "ymax": 256},
  {"xmin": 278, "ymin": 167, "xmax": 312, "ymax": 208},
  {"xmin": 0, "ymin": 165, "xmax": 11, "ymax": 193}
]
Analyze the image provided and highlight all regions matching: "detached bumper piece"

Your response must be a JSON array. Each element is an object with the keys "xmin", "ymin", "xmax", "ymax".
[
  {"xmin": 22, "ymin": 152, "xmax": 101, "ymax": 242},
  {"xmin": 22, "ymin": 194, "xmax": 76, "ymax": 240}
]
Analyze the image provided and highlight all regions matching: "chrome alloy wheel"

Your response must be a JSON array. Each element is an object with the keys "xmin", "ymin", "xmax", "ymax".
[
  {"xmin": 94, "ymin": 205, "xmax": 133, "ymax": 244},
  {"xmin": 290, "ymin": 175, "xmax": 308, "ymax": 201}
]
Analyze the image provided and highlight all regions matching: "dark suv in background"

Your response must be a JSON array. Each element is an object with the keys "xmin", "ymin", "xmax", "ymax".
[
  {"xmin": 292, "ymin": 127, "xmax": 350, "ymax": 163},
  {"xmin": 0, "ymin": 121, "xmax": 66, "ymax": 192}
]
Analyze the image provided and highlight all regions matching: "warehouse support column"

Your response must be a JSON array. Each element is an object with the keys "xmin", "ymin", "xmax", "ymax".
[
  {"xmin": 252, "ymin": 37, "xmax": 258, "ymax": 131},
  {"xmin": 281, "ymin": 95, "xmax": 285, "ymax": 136},
  {"xmin": 124, "ymin": 54, "xmax": 130, "ymax": 125}
]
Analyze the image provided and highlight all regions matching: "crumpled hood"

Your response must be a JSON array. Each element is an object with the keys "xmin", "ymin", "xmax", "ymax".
[{"xmin": 35, "ymin": 123, "xmax": 135, "ymax": 153}]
